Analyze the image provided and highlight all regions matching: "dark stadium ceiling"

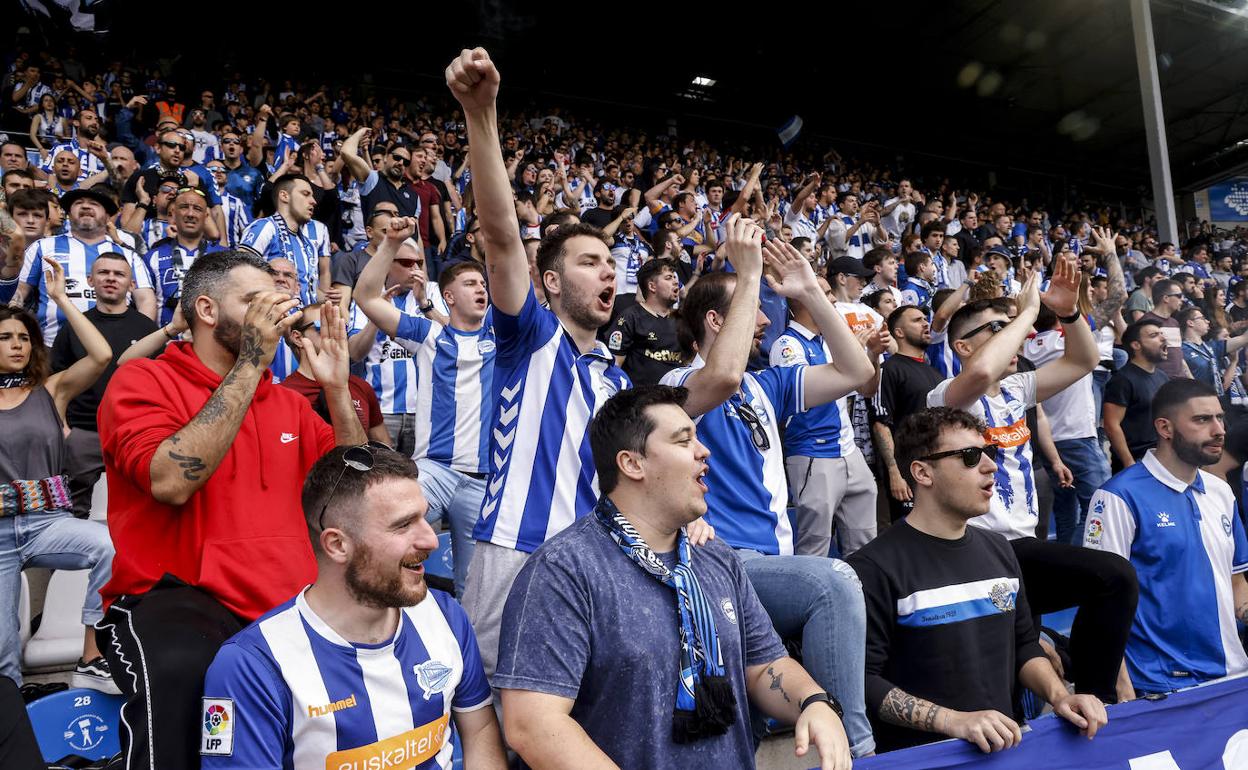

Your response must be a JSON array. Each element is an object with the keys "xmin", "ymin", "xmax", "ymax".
[{"xmin": 24, "ymin": 0, "xmax": 1248, "ymax": 194}]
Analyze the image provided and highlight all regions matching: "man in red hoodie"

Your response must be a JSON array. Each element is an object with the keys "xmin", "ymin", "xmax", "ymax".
[{"xmin": 96, "ymin": 249, "xmax": 366, "ymax": 770}]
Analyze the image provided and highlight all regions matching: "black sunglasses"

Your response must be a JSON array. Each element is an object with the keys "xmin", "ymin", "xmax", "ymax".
[
  {"xmin": 317, "ymin": 445, "xmax": 375, "ymax": 532},
  {"xmin": 159, "ymin": 140, "xmax": 183, "ymax": 150},
  {"xmin": 733, "ymin": 400, "xmax": 771, "ymax": 451},
  {"xmin": 919, "ymin": 444, "xmax": 998, "ymax": 468},
  {"xmin": 390, "ymin": 153, "xmax": 411, "ymax": 164},
  {"xmin": 221, "ymin": 138, "xmax": 241, "ymax": 145},
  {"xmin": 958, "ymin": 319, "xmax": 1008, "ymax": 340}
]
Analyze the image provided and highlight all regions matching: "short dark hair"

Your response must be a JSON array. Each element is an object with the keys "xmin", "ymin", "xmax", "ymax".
[
  {"xmin": 862, "ymin": 290, "xmax": 893, "ymax": 312},
  {"xmin": 535, "ymin": 221, "xmax": 609, "ymax": 278},
  {"xmin": 180, "ymin": 248, "xmax": 275, "ymax": 331},
  {"xmin": 273, "ymin": 173, "xmax": 311, "ymax": 200},
  {"xmin": 903, "ymin": 251, "xmax": 932, "ymax": 279},
  {"xmin": 589, "ymin": 385, "xmax": 689, "ymax": 494},
  {"xmin": 673, "ymin": 192, "xmax": 694, "ymax": 210},
  {"xmin": 789, "ymin": 236, "xmax": 812, "ymax": 253},
  {"xmin": 1122, "ymin": 318, "xmax": 1161, "ymax": 350},
  {"xmin": 887, "ymin": 304, "xmax": 923, "ymax": 335},
  {"xmin": 894, "ymin": 407, "xmax": 987, "ymax": 485},
  {"xmin": 920, "ymin": 220, "xmax": 945, "ymax": 239},
  {"xmin": 1152, "ymin": 279, "xmax": 1180, "ymax": 305},
  {"xmin": 863, "ymin": 247, "xmax": 894, "ymax": 271},
  {"xmin": 0, "ymin": 306, "xmax": 50, "ymax": 387},
  {"xmin": 636, "ymin": 257, "xmax": 676, "ymax": 300},
  {"xmin": 7, "ymin": 187, "xmax": 50, "ymax": 214},
  {"xmin": 677, "ymin": 271, "xmax": 735, "ymax": 354},
  {"xmin": 3, "ymin": 168, "xmax": 35, "ymax": 184},
  {"xmin": 1135, "ymin": 266, "xmax": 1162, "ymax": 284},
  {"xmin": 1152, "ymin": 377, "xmax": 1219, "ymax": 423},
  {"xmin": 1176, "ymin": 306, "xmax": 1205, "ymax": 330},
  {"xmin": 947, "ymin": 298, "xmax": 1008, "ymax": 342},
  {"xmin": 301, "ymin": 445, "xmax": 421, "ymax": 551},
  {"xmin": 91, "ymin": 251, "xmax": 133, "ymax": 269},
  {"xmin": 437, "ymin": 260, "xmax": 484, "ymax": 289}
]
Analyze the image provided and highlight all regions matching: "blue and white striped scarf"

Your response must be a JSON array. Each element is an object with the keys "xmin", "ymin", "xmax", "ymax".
[{"xmin": 594, "ymin": 495, "xmax": 736, "ymax": 743}]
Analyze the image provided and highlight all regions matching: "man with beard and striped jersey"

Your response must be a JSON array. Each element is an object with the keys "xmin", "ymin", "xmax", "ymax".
[
  {"xmin": 354, "ymin": 218, "xmax": 495, "ymax": 597},
  {"xmin": 447, "ymin": 49, "xmax": 657, "ymax": 681},
  {"xmin": 144, "ymin": 189, "xmax": 223, "ymax": 326},
  {"xmin": 928, "ymin": 259, "xmax": 1140, "ymax": 706},
  {"xmin": 201, "ymin": 446, "xmax": 506, "ymax": 769},
  {"xmin": 15, "ymin": 188, "xmax": 156, "ymax": 341},
  {"xmin": 239, "ymin": 174, "xmax": 331, "ymax": 306}
]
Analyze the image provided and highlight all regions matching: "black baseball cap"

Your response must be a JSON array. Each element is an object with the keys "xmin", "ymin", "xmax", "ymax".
[{"xmin": 827, "ymin": 256, "xmax": 873, "ymax": 279}]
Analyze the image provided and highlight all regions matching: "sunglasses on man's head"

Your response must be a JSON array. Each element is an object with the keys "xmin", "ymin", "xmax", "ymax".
[
  {"xmin": 919, "ymin": 444, "xmax": 998, "ymax": 468},
  {"xmin": 318, "ymin": 445, "xmax": 375, "ymax": 532}
]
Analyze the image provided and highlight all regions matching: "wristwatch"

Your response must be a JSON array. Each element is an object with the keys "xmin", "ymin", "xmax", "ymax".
[
  {"xmin": 419, "ymin": 301, "xmax": 435, "ymax": 315},
  {"xmin": 799, "ymin": 691, "xmax": 844, "ymax": 719}
]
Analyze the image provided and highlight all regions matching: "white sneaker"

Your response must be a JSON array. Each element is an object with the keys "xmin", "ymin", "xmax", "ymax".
[{"xmin": 72, "ymin": 656, "xmax": 121, "ymax": 695}]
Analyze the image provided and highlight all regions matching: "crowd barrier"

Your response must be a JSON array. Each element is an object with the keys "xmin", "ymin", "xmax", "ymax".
[{"xmin": 854, "ymin": 675, "xmax": 1248, "ymax": 769}]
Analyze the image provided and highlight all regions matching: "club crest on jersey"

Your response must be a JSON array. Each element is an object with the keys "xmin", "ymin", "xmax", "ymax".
[
  {"xmin": 1156, "ymin": 512, "xmax": 1176, "ymax": 528},
  {"xmin": 720, "ymin": 598, "xmax": 738, "ymax": 625},
  {"xmin": 200, "ymin": 698, "xmax": 234, "ymax": 756},
  {"xmin": 1223, "ymin": 514, "xmax": 1233, "ymax": 536},
  {"xmin": 478, "ymin": 339, "xmax": 496, "ymax": 355},
  {"xmin": 989, "ymin": 582, "xmax": 1015, "ymax": 612},
  {"xmin": 414, "ymin": 660, "xmax": 453, "ymax": 700}
]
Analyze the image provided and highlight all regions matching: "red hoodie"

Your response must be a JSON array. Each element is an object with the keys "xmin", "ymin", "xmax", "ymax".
[{"xmin": 98, "ymin": 342, "xmax": 335, "ymax": 620}]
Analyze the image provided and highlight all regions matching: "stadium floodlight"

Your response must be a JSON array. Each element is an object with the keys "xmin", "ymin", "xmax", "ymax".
[{"xmin": 691, "ymin": 76, "xmax": 716, "ymax": 87}]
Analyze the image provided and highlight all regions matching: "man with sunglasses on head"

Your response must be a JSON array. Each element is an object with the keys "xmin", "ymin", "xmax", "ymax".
[
  {"xmin": 218, "ymin": 126, "xmax": 265, "ymax": 214},
  {"xmin": 927, "ymin": 257, "xmax": 1139, "ymax": 706},
  {"xmin": 848, "ymin": 407, "xmax": 1108, "ymax": 753},
  {"xmin": 660, "ymin": 232, "xmax": 880, "ymax": 757},
  {"xmin": 201, "ymin": 444, "xmax": 505, "ymax": 769},
  {"xmin": 96, "ymin": 250, "xmax": 367, "ymax": 770}
]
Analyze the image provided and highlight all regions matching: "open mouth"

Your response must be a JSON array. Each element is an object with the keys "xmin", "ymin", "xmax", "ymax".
[
  {"xmin": 401, "ymin": 560, "xmax": 425, "ymax": 575},
  {"xmin": 695, "ymin": 466, "xmax": 708, "ymax": 493},
  {"xmin": 597, "ymin": 286, "xmax": 614, "ymax": 310}
]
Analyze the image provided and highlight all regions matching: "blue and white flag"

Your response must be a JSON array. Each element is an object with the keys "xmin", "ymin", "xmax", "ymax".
[{"xmin": 777, "ymin": 115, "xmax": 803, "ymax": 148}]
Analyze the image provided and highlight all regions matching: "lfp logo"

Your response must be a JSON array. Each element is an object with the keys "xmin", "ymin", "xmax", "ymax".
[
  {"xmin": 204, "ymin": 703, "xmax": 230, "ymax": 735},
  {"xmin": 200, "ymin": 698, "xmax": 234, "ymax": 757}
]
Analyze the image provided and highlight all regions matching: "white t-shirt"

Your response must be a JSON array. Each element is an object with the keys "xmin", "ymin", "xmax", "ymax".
[
  {"xmin": 881, "ymin": 197, "xmax": 915, "ymax": 238},
  {"xmin": 928, "ymin": 371, "xmax": 1039, "ymax": 540},
  {"xmin": 1023, "ymin": 330, "xmax": 1096, "ymax": 441}
]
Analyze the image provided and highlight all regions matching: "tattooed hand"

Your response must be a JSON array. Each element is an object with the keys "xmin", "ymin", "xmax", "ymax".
[{"xmin": 238, "ymin": 290, "xmax": 303, "ymax": 370}]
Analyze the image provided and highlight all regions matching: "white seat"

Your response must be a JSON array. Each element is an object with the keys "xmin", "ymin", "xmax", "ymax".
[
  {"xmin": 89, "ymin": 472, "xmax": 107, "ymax": 521},
  {"xmin": 21, "ymin": 568, "xmax": 88, "ymax": 670}
]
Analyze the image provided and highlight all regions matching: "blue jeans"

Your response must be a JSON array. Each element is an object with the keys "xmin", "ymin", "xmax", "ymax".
[
  {"xmin": 1052, "ymin": 437, "xmax": 1111, "ymax": 545},
  {"xmin": 1092, "ymin": 370, "xmax": 1111, "ymax": 429},
  {"xmin": 416, "ymin": 458, "xmax": 484, "ymax": 597},
  {"xmin": 0, "ymin": 509, "xmax": 113, "ymax": 685},
  {"xmin": 736, "ymin": 549, "xmax": 874, "ymax": 757}
]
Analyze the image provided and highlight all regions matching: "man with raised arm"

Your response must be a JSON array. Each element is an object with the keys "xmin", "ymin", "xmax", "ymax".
[
  {"xmin": 445, "ymin": 49, "xmax": 661, "ymax": 679},
  {"xmin": 95, "ymin": 250, "xmax": 367, "ymax": 770},
  {"xmin": 353, "ymin": 217, "xmax": 495, "ymax": 597},
  {"xmin": 927, "ymin": 258, "xmax": 1139, "ymax": 706}
]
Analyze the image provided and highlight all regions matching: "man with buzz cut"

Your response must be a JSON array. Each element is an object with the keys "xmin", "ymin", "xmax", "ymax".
[
  {"xmin": 201, "ymin": 445, "xmax": 506, "ymax": 769},
  {"xmin": 1085, "ymin": 378, "xmax": 1248, "ymax": 697},
  {"xmin": 849, "ymin": 407, "xmax": 1108, "ymax": 753}
]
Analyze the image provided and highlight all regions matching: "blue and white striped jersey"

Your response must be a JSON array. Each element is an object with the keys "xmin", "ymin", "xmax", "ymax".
[
  {"xmin": 474, "ymin": 289, "xmax": 630, "ymax": 553},
  {"xmin": 1086, "ymin": 452, "xmax": 1248, "ymax": 693},
  {"xmin": 139, "ymin": 218, "xmax": 172, "ymax": 253},
  {"xmin": 770, "ymin": 322, "xmax": 855, "ymax": 459},
  {"xmin": 268, "ymin": 338, "xmax": 299, "ymax": 385},
  {"xmin": 19, "ymin": 234, "xmax": 152, "ymax": 342},
  {"xmin": 661, "ymin": 356, "xmax": 806, "ymax": 555},
  {"xmin": 392, "ymin": 311, "xmax": 497, "ymax": 474},
  {"xmin": 610, "ymin": 234, "xmax": 652, "ymax": 296},
  {"xmin": 201, "ymin": 588, "xmax": 491, "ymax": 770},
  {"xmin": 270, "ymin": 132, "xmax": 301, "ymax": 174},
  {"xmin": 925, "ymin": 327, "xmax": 962, "ymax": 379},
  {"xmin": 221, "ymin": 192, "xmax": 251, "ymax": 248},
  {"xmin": 40, "ymin": 137, "xmax": 105, "ymax": 180},
  {"xmin": 928, "ymin": 372, "xmax": 1038, "ymax": 540},
  {"xmin": 350, "ymin": 292, "xmax": 424, "ymax": 414},
  {"xmin": 240, "ymin": 216, "xmax": 331, "ymax": 305},
  {"xmin": 143, "ymin": 238, "xmax": 224, "ymax": 325}
]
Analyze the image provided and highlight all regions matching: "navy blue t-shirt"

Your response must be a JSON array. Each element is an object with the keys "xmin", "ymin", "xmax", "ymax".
[{"xmin": 494, "ymin": 513, "xmax": 786, "ymax": 769}]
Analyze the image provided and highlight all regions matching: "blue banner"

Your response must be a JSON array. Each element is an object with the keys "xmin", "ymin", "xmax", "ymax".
[
  {"xmin": 1207, "ymin": 177, "xmax": 1248, "ymax": 222},
  {"xmin": 854, "ymin": 675, "xmax": 1248, "ymax": 769}
]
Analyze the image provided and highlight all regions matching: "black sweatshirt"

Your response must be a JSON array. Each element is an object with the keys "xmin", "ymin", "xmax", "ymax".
[{"xmin": 847, "ymin": 520, "xmax": 1045, "ymax": 752}]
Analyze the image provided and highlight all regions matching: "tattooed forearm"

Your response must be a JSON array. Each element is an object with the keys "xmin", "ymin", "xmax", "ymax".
[
  {"xmin": 765, "ymin": 665, "xmax": 792, "ymax": 704},
  {"xmin": 880, "ymin": 688, "xmax": 944, "ymax": 733},
  {"xmin": 238, "ymin": 327, "xmax": 264, "ymax": 368},
  {"xmin": 168, "ymin": 451, "xmax": 207, "ymax": 480}
]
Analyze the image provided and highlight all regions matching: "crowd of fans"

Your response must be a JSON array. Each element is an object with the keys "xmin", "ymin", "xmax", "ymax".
[{"xmin": 0, "ymin": 37, "xmax": 1247, "ymax": 770}]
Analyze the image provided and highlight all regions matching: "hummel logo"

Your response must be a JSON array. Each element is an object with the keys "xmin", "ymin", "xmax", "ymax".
[{"xmin": 280, "ymin": 433, "xmax": 298, "ymax": 444}]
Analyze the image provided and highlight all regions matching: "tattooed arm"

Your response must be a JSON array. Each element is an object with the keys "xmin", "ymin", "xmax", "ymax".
[
  {"xmin": 746, "ymin": 657, "xmax": 851, "ymax": 770},
  {"xmin": 879, "ymin": 687, "xmax": 1022, "ymax": 753},
  {"xmin": 148, "ymin": 291, "xmax": 302, "ymax": 505}
]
